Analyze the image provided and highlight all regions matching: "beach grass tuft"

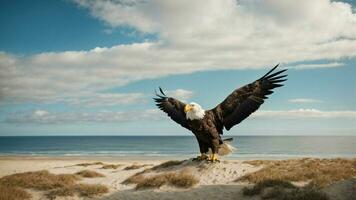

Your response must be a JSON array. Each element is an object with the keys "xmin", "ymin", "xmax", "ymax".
[
  {"xmin": 101, "ymin": 164, "xmax": 122, "ymax": 169},
  {"xmin": 238, "ymin": 158, "xmax": 356, "ymax": 187},
  {"xmin": 0, "ymin": 170, "xmax": 80, "ymax": 190},
  {"xmin": 168, "ymin": 171, "xmax": 199, "ymax": 188},
  {"xmin": 75, "ymin": 170, "xmax": 105, "ymax": 178},
  {"xmin": 0, "ymin": 185, "xmax": 31, "ymax": 200},
  {"xmin": 47, "ymin": 184, "xmax": 109, "ymax": 198},
  {"xmin": 242, "ymin": 179, "xmax": 329, "ymax": 200},
  {"xmin": 134, "ymin": 170, "xmax": 199, "ymax": 189},
  {"xmin": 151, "ymin": 160, "xmax": 185, "ymax": 170},
  {"xmin": 75, "ymin": 162, "xmax": 104, "ymax": 167},
  {"xmin": 242, "ymin": 179, "xmax": 296, "ymax": 196},
  {"xmin": 281, "ymin": 187, "xmax": 329, "ymax": 200},
  {"xmin": 122, "ymin": 174, "xmax": 145, "ymax": 185},
  {"xmin": 124, "ymin": 164, "xmax": 151, "ymax": 170},
  {"xmin": 75, "ymin": 183, "xmax": 109, "ymax": 197},
  {"xmin": 0, "ymin": 170, "xmax": 109, "ymax": 199},
  {"xmin": 46, "ymin": 186, "xmax": 76, "ymax": 198},
  {"xmin": 243, "ymin": 160, "xmax": 275, "ymax": 166}
]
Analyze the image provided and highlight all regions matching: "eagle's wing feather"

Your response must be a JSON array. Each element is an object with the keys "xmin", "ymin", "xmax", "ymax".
[
  {"xmin": 211, "ymin": 64, "xmax": 287, "ymax": 131},
  {"xmin": 154, "ymin": 87, "xmax": 190, "ymax": 130}
]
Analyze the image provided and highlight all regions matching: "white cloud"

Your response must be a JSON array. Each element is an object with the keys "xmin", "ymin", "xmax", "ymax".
[
  {"xmin": 5, "ymin": 108, "xmax": 356, "ymax": 124},
  {"xmin": 1, "ymin": 0, "xmax": 356, "ymax": 105},
  {"xmin": 254, "ymin": 109, "xmax": 356, "ymax": 119},
  {"xmin": 288, "ymin": 62, "xmax": 345, "ymax": 70},
  {"xmin": 66, "ymin": 92, "xmax": 145, "ymax": 107},
  {"xmin": 33, "ymin": 110, "xmax": 49, "ymax": 117},
  {"xmin": 5, "ymin": 109, "xmax": 163, "ymax": 124},
  {"xmin": 288, "ymin": 98, "xmax": 322, "ymax": 103},
  {"xmin": 165, "ymin": 89, "xmax": 194, "ymax": 102}
]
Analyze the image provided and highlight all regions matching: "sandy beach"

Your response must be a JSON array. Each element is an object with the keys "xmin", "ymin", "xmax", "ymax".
[{"xmin": 0, "ymin": 156, "xmax": 355, "ymax": 200}]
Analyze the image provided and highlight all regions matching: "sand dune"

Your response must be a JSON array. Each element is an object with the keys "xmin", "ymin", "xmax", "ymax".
[{"xmin": 0, "ymin": 157, "xmax": 355, "ymax": 200}]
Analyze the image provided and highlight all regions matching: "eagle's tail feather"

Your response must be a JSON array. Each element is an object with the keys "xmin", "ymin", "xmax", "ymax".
[{"xmin": 218, "ymin": 138, "xmax": 236, "ymax": 156}]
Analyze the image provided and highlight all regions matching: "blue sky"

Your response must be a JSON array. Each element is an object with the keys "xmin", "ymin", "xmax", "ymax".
[{"xmin": 0, "ymin": 0, "xmax": 355, "ymax": 136}]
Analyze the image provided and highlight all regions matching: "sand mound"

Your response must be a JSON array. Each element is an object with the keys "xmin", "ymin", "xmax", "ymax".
[{"xmin": 123, "ymin": 159, "xmax": 260, "ymax": 188}]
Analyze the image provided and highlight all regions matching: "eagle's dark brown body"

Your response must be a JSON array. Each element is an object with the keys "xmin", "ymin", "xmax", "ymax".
[
  {"xmin": 187, "ymin": 110, "xmax": 222, "ymax": 154},
  {"xmin": 154, "ymin": 64, "xmax": 287, "ymax": 157}
]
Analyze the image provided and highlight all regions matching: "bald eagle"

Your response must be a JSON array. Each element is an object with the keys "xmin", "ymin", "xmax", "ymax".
[{"xmin": 154, "ymin": 64, "xmax": 287, "ymax": 162}]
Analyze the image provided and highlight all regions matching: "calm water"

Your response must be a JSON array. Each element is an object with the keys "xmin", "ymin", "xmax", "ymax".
[{"xmin": 0, "ymin": 136, "xmax": 355, "ymax": 159}]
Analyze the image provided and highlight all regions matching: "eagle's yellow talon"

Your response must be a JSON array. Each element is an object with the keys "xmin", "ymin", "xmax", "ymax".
[
  {"xmin": 209, "ymin": 153, "xmax": 220, "ymax": 162},
  {"xmin": 195, "ymin": 153, "xmax": 208, "ymax": 161}
]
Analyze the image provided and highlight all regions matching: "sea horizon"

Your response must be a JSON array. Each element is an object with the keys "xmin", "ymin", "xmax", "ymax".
[{"xmin": 1, "ymin": 135, "xmax": 355, "ymax": 159}]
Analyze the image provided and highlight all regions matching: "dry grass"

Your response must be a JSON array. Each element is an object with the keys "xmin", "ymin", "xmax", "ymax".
[
  {"xmin": 0, "ymin": 185, "xmax": 31, "ymax": 200},
  {"xmin": 46, "ymin": 186, "xmax": 76, "ymax": 198},
  {"xmin": 101, "ymin": 164, "xmax": 122, "ymax": 169},
  {"xmin": 76, "ymin": 170, "xmax": 105, "ymax": 178},
  {"xmin": 168, "ymin": 171, "xmax": 199, "ymax": 188},
  {"xmin": 243, "ymin": 160, "xmax": 275, "ymax": 166},
  {"xmin": 281, "ymin": 188, "xmax": 329, "ymax": 200},
  {"xmin": 122, "ymin": 160, "xmax": 195, "ymax": 188},
  {"xmin": 0, "ymin": 170, "xmax": 80, "ymax": 190},
  {"xmin": 151, "ymin": 160, "xmax": 185, "ymax": 170},
  {"xmin": 242, "ymin": 179, "xmax": 329, "ymax": 200},
  {"xmin": 242, "ymin": 180, "xmax": 296, "ymax": 196},
  {"xmin": 122, "ymin": 174, "xmax": 145, "ymax": 185},
  {"xmin": 135, "ymin": 173, "xmax": 171, "ymax": 189},
  {"xmin": 0, "ymin": 170, "xmax": 109, "ymax": 199},
  {"xmin": 124, "ymin": 164, "xmax": 150, "ymax": 170},
  {"xmin": 75, "ymin": 161, "xmax": 104, "ymax": 167},
  {"xmin": 47, "ymin": 184, "xmax": 109, "ymax": 198},
  {"xmin": 238, "ymin": 158, "xmax": 356, "ymax": 187},
  {"xmin": 134, "ymin": 170, "xmax": 199, "ymax": 189},
  {"xmin": 75, "ymin": 184, "xmax": 109, "ymax": 197}
]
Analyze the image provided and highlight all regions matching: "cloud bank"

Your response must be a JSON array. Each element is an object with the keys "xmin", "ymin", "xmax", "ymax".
[
  {"xmin": 1, "ymin": 0, "xmax": 356, "ymax": 106},
  {"xmin": 288, "ymin": 62, "xmax": 345, "ymax": 70},
  {"xmin": 288, "ymin": 98, "xmax": 322, "ymax": 103},
  {"xmin": 5, "ymin": 108, "xmax": 356, "ymax": 124}
]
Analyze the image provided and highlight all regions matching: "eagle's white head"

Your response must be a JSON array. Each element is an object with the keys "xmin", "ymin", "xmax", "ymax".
[{"xmin": 184, "ymin": 102, "xmax": 205, "ymax": 120}]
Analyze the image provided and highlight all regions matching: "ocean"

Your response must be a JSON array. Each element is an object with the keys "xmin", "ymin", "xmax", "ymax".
[{"xmin": 0, "ymin": 136, "xmax": 355, "ymax": 159}]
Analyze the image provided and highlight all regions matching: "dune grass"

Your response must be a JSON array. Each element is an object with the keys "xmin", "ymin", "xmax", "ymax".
[
  {"xmin": 151, "ymin": 160, "xmax": 185, "ymax": 170},
  {"xmin": 74, "ymin": 161, "xmax": 123, "ymax": 169},
  {"xmin": 75, "ymin": 184, "xmax": 109, "ymax": 197},
  {"xmin": 282, "ymin": 188, "xmax": 329, "ymax": 200},
  {"xmin": 0, "ymin": 170, "xmax": 80, "ymax": 190},
  {"xmin": 123, "ymin": 169, "xmax": 199, "ymax": 189},
  {"xmin": 136, "ymin": 171, "xmax": 198, "ymax": 189},
  {"xmin": 122, "ymin": 160, "xmax": 187, "ymax": 186},
  {"xmin": 242, "ymin": 179, "xmax": 296, "ymax": 196},
  {"xmin": 75, "ymin": 161, "xmax": 104, "ymax": 167},
  {"xmin": 101, "ymin": 164, "xmax": 122, "ymax": 169},
  {"xmin": 0, "ymin": 170, "xmax": 109, "ymax": 199},
  {"xmin": 76, "ymin": 170, "xmax": 105, "ymax": 178},
  {"xmin": 242, "ymin": 179, "xmax": 329, "ymax": 200},
  {"xmin": 124, "ymin": 164, "xmax": 151, "ymax": 170},
  {"xmin": 243, "ymin": 160, "xmax": 275, "ymax": 166},
  {"xmin": 122, "ymin": 173, "xmax": 145, "ymax": 185},
  {"xmin": 0, "ymin": 185, "xmax": 31, "ymax": 200},
  {"xmin": 46, "ymin": 186, "xmax": 76, "ymax": 198},
  {"xmin": 46, "ymin": 184, "xmax": 109, "ymax": 198},
  {"xmin": 239, "ymin": 158, "xmax": 356, "ymax": 187}
]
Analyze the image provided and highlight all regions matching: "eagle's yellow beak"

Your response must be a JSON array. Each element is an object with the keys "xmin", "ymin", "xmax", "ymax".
[{"xmin": 184, "ymin": 105, "xmax": 193, "ymax": 113}]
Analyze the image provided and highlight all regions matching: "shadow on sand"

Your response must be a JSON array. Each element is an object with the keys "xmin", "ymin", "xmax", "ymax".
[{"xmin": 99, "ymin": 184, "xmax": 258, "ymax": 200}]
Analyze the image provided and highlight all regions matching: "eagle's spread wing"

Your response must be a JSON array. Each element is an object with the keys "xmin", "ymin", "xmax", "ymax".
[
  {"xmin": 211, "ymin": 64, "xmax": 287, "ymax": 131},
  {"xmin": 154, "ymin": 87, "xmax": 190, "ymax": 130}
]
